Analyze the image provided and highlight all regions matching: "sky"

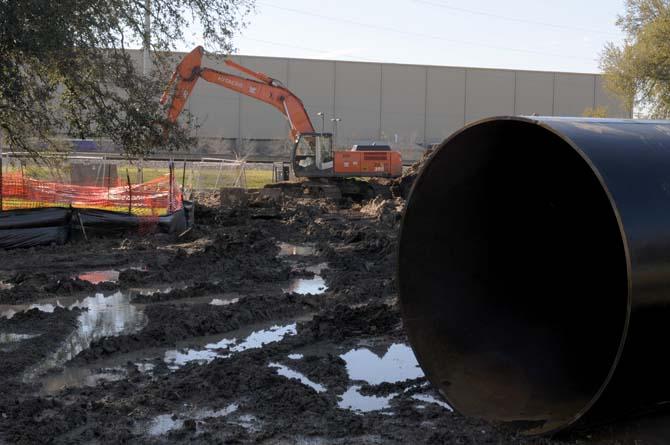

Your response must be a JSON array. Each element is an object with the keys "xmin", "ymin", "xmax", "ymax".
[{"xmin": 183, "ymin": 0, "xmax": 627, "ymax": 74}]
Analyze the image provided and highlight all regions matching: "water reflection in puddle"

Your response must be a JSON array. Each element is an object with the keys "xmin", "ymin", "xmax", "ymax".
[
  {"xmin": 269, "ymin": 363, "xmax": 326, "ymax": 393},
  {"xmin": 40, "ymin": 367, "xmax": 126, "ymax": 394},
  {"xmin": 131, "ymin": 286, "xmax": 173, "ymax": 296},
  {"xmin": 164, "ymin": 323, "xmax": 297, "ymax": 369},
  {"xmin": 340, "ymin": 344, "xmax": 424, "ymax": 385},
  {"xmin": 285, "ymin": 263, "xmax": 328, "ymax": 295},
  {"xmin": 144, "ymin": 404, "xmax": 239, "ymax": 436},
  {"xmin": 128, "ymin": 281, "xmax": 194, "ymax": 297},
  {"xmin": 338, "ymin": 386, "xmax": 393, "ymax": 413},
  {"xmin": 334, "ymin": 343, "xmax": 426, "ymax": 413},
  {"xmin": 147, "ymin": 414, "xmax": 182, "ymax": 436},
  {"xmin": 0, "ymin": 303, "xmax": 61, "ymax": 319},
  {"xmin": 25, "ymin": 292, "xmax": 146, "ymax": 378},
  {"xmin": 76, "ymin": 270, "xmax": 121, "ymax": 284},
  {"xmin": 77, "ymin": 266, "xmax": 147, "ymax": 285},
  {"xmin": 0, "ymin": 333, "xmax": 40, "ymax": 343},
  {"xmin": 411, "ymin": 394, "xmax": 452, "ymax": 411},
  {"xmin": 229, "ymin": 324, "xmax": 296, "ymax": 352},
  {"xmin": 210, "ymin": 298, "xmax": 239, "ymax": 306},
  {"xmin": 277, "ymin": 242, "xmax": 317, "ymax": 257}
]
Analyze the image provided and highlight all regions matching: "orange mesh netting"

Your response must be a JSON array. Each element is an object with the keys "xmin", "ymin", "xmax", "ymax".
[{"xmin": 0, "ymin": 172, "xmax": 183, "ymax": 216}]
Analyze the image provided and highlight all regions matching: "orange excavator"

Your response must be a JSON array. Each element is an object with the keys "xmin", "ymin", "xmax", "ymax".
[{"xmin": 161, "ymin": 46, "xmax": 402, "ymax": 197}]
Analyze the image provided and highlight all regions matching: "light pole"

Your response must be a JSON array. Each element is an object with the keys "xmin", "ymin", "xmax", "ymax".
[
  {"xmin": 317, "ymin": 112, "xmax": 325, "ymax": 134},
  {"xmin": 330, "ymin": 117, "xmax": 341, "ymax": 147}
]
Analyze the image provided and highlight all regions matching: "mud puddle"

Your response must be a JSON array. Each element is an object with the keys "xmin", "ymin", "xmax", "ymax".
[
  {"xmin": 139, "ymin": 403, "xmax": 240, "ymax": 436},
  {"xmin": 269, "ymin": 363, "xmax": 327, "ymax": 393},
  {"xmin": 0, "ymin": 332, "xmax": 40, "ymax": 343},
  {"xmin": 278, "ymin": 242, "xmax": 328, "ymax": 295},
  {"xmin": 337, "ymin": 343, "xmax": 425, "ymax": 413},
  {"xmin": 278, "ymin": 342, "xmax": 450, "ymax": 414},
  {"xmin": 128, "ymin": 285, "xmax": 179, "ymax": 296},
  {"xmin": 38, "ymin": 345, "xmax": 166, "ymax": 394},
  {"xmin": 340, "ymin": 343, "xmax": 453, "ymax": 413},
  {"xmin": 76, "ymin": 265, "xmax": 146, "ymax": 284},
  {"xmin": 36, "ymin": 306, "xmax": 281, "ymax": 394},
  {"xmin": 341, "ymin": 343, "xmax": 424, "ymax": 385},
  {"xmin": 77, "ymin": 269, "xmax": 121, "ymax": 284},
  {"xmin": 22, "ymin": 292, "xmax": 146, "ymax": 379},
  {"xmin": 412, "ymin": 393, "xmax": 452, "ymax": 410},
  {"xmin": 210, "ymin": 297, "xmax": 240, "ymax": 306},
  {"xmin": 338, "ymin": 386, "xmax": 395, "ymax": 413},
  {"xmin": 163, "ymin": 319, "xmax": 306, "ymax": 370},
  {"xmin": 0, "ymin": 302, "xmax": 62, "ymax": 319},
  {"xmin": 285, "ymin": 263, "xmax": 328, "ymax": 295},
  {"xmin": 278, "ymin": 242, "xmax": 317, "ymax": 257},
  {"xmin": 40, "ymin": 366, "xmax": 127, "ymax": 394}
]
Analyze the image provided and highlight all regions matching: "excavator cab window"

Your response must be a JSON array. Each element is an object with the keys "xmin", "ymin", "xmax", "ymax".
[
  {"xmin": 316, "ymin": 135, "xmax": 333, "ymax": 167},
  {"xmin": 295, "ymin": 134, "xmax": 316, "ymax": 158},
  {"xmin": 293, "ymin": 133, "xmax": 334, "ymax": 177}
]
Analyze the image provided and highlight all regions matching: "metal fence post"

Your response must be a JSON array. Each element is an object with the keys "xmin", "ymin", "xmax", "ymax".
[
  {"xmin": 126, "ymin": 169, "xmax": 132, "ymax": 215},
  {"xmin": 168, "ymin": 160, "xmax": 174, "ymax": 213}
]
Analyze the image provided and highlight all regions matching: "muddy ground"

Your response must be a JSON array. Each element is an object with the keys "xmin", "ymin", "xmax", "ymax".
[{"xmin": 0, "ymin": 191, "xmax": 665, "ymax": 444}]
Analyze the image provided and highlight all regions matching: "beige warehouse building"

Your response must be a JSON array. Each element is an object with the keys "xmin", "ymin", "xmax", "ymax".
[{"xmin": 160, "ymin": 51, "xmax": 630, "ymax": 162}]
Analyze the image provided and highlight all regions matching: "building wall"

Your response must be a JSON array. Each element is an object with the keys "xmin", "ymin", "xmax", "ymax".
[{"xmin": 162, "ymin": 51, "xmax": 631, "ymax": 160}]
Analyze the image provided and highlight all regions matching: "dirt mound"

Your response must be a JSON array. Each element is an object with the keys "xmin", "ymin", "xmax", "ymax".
[
  {"xmin": 44, "ymin": 277, "xmax": 96, "ymax": 294},
  {"xmin": 131, "ymin": 282, "xmax": 223, "ymax": 304},
  {"xmin": 360, "ymin": 196, "xmax": 404, "ymax": 226},
  {"xmin": 300, "ymin": 303, "xmax": 401, "ymax": 342},
  {"xmin": 288, "ymin": 353, "xmax": 350, "ymax": 393},
  {"xmin": 391, "ymin": 148, "xmax": 434, "ymax": 199},
  {"xmin": 0, "ymin": 307, "xmax": 80, "ymax": 377},
  {"xmin": 118, "ymin": 268, "xmax": 150, "ymax": 286}
]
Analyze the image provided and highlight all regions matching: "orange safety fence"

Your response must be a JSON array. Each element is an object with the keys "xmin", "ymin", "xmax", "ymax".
[{"xmin": 0, "ymin": 172, "xmax": 183, "ymax": 216}]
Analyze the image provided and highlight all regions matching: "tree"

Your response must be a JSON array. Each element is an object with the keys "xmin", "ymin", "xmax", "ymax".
[
  {"xmin": 601, "ymin": 0, "xmax": 670, "ymax": 118},
  {"xmin": 0, "ymin": 0, "xmax": 254, "ymax": 156},
  {"xmin": 582, "ymin": 106, "xmax": 610, "ymax": 118}
]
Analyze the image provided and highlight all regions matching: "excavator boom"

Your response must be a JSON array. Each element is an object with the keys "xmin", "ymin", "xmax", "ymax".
[{"xmin": 161, "ymin": 46, "xmax": 315, "ymax": 141}]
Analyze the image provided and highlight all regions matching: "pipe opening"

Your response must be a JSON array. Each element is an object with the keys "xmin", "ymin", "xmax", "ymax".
[{"xmin": 399, "ymin": 119, "xmax": 629, "ymax": 433}]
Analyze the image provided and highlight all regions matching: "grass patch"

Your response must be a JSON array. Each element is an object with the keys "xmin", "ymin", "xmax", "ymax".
[{"xmin": 3, "ymin": 165, "xmax": 274, "ymax": 190}]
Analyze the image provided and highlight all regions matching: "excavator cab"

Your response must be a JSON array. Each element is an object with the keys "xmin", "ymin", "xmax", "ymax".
[{"xmin": 292, "ymin": 133, "xmax": 335, "ymax": 178}]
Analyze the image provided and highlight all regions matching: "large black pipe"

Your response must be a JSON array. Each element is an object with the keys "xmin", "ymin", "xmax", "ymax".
[{"xmin": 399, "ymin": 116, "xmax": 670, "ymax": 435}]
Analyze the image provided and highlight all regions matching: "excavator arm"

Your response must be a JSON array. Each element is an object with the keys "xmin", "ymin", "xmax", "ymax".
[{"xmin": 160, "ymin": 46, "xmax": 315, "ymax": 141}]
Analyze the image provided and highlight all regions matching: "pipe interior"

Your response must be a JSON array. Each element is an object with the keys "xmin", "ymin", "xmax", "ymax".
[{"xmin": 399, "ymin": 119, "xmax": 629, "ymax": 431}]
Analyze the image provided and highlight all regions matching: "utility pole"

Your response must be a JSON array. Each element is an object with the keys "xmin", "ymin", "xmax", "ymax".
[
  {"xmin": 140, "ymin": 0, "xmax": 151, "ymax": 184},
  {"xmin": 142, "ymin": 0, "xmax": 151, "ymax": 76}
]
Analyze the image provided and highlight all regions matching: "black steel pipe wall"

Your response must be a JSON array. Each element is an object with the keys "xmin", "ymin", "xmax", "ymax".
[{"xmin": 398, "ymin": 116, "xmax": 670, "ymax": 435}]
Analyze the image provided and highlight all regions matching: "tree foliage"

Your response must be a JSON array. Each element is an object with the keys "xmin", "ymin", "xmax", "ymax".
[
  {"xmin": 582, "ymin": 106, "xmax": 610, "ymax": 118},
  {"xmin": 601, "ymin": 0, "xmax": 670, "ymax": 118},
  {"xmin": 0, "ymin": 0, "xmax": 254, "ymax": 155}
]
